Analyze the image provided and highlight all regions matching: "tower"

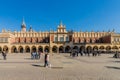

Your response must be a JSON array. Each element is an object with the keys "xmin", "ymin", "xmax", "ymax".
[
  {"xmin": 21, "ymin": 18, "xmax": 26, "ymax": 32},
  {"xmin": 57, "ymin": 21, "xmax": 66, "ymax": 33}
]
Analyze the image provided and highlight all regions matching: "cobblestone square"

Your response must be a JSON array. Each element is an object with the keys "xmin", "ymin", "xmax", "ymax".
[{"xmin": 0, "ymin": 53, "xmax": 120, "ymax": 80}]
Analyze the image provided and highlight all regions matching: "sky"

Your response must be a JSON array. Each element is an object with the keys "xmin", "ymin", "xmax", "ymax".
[{"xmin": 0, "ymin": 0, "xmax": 120, "ymax": 32}]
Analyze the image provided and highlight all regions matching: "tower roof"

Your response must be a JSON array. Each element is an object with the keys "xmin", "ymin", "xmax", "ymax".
[
  {"xmin": 29, "ymin": 25, "xmax": 33, "ymax": 32},
  {"xmin": 58, "ymin": 21, "xmax": 66, "ymax": 29},
  {"xmin": 21, "ymin": 18, "xmax": 26, "ymax": 28}
]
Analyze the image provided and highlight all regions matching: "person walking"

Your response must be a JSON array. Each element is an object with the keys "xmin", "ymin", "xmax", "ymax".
[
  {"xmin": 44, "ymin": 52, "xmax": 49, "ymax": 67},
  {"xmin": 31, "ymin": 51, "xmax": 34, "ymax": 59},
  {"xmin": 31, "ymin": 50, "xmax": 36, "ymax": 59},
  {"xmin": 37, "ymin": 51, "xmax": 41, "ymax": 59},
  {"xmin": 2, "ymin": 50, "xmax": 7, "ymax": 60}
]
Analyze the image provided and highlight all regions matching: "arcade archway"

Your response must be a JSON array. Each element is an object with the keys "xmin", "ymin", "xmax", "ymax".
[
  {"xmin": 44, "ymin": 46, "xmax": 49, "ymax": 52},
  {"xmin": 65, "ymin": 46, "xmax": 71, "ymax": 53},
  {"xmin": 73, "ymin": 46, "xmax": 78, "ymax": 50},
  {"xmin": 80, "ymin": 46, "xmax": 85, "ymax": 53},
  {"xmin": 106, "ymin": 46, "xmax": 111, "ymax": 53},
  {"xmin": 38, "ymin": 46, "xmax": 43, "ymax": 52},
  {"xmin": 3, "ymin": 46, "xmax": 9, "ymax": 52},
  {"xmin": 93, "ymin": 46, "xmax": 98, "ymax": 51},
  {"xmin": 31, "ymin": 46, "xmax": 36, "ymax": 52},
  {"xmin": 0, "ymin": 47, "xmax": 2, "ymax": 52},
  {"xmin": 18, "ymin": 46, "xmax": 24, "ymax": 53},
  {"xmin": 25, "ymin": 46, "xmax": 30, "ymax": 53},
  {"xmin": 86, "ymin": 46, "xmax": 92, "ymax": 53},
  {"xmin": 52, "ymin": 46, "xmax": 57, "ymax": 53},
  {"xmin": 59, "ymin": 46, "xmax": 64, "ymax": 53},
  {"xmin": 11, "ymin": 46, "xmax": 17, "ymax": 53}
]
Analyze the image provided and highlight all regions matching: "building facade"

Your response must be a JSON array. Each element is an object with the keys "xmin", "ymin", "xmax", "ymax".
[{"xmin": 0, "ymin": 20, "xmax": 120, "ymax": 53}]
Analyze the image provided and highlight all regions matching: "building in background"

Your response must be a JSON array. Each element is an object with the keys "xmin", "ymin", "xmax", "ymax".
[{"xmin": 0, "ymin": 19, "xmax": 120, "ymax": 53}]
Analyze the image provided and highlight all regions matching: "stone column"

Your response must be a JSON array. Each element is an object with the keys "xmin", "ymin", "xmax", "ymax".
[
  {"xmin": 57, "ymin": 47, "xmax": 59, "ymax": 53},
  {"xmin": 8, "ymin": 48, "xmax": 11, "ymax": 54},
  {"xmin": 49, "ymin": 46, "xmax": 52, "ymax": 54}
]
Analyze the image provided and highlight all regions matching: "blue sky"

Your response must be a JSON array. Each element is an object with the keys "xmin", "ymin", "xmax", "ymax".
[{"xmin": 0, "ymin": 0, "xmax": 120, "ymax": 32}]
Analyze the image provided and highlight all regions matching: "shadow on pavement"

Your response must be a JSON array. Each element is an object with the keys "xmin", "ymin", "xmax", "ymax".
[
  {"xmin": 32, "ymin": 64, "xmax": 44, "ymax": 67},
  {"xmin": 32, "ymin": 64, "xmax": 63, "ymax": 69},
  {"xmin": 105, "ymin": 66, "xmax": 120, "ymax": 70}
]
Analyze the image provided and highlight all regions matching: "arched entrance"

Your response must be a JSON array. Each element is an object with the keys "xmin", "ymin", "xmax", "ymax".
[
  {"xmin": 0, "ymin": 47, "xmax": 2, "ymax": 52},
  {"xmin": 44, "ymin": 46, "xmax": 49, "ymax": 52},
  {"xmin": 59, "ymin": 46, "xmax": 64, "ymax": 53},
  {"xmin": 25, "ymin": 46, "xmax": 30, "ymax": 53},
  {"xmin": 106, "ymin": 46, "xmax": 111, "ymax": 53},
  {"xmin": 11, "ymin": 46, "xmax": 17, "ymax": 53},
  {"xmin": 18, "ymin": 46, "xmax": 24, "ymax": 53},
  {"xmin": 86, "ymin": 46, "xmax": 92, "ymax": 53},
  {"xmin": 52, "ymin": 46, "xmax": 57, "ymax": 53},
  {"xmin": 65, "ymin": 46, "xmax": 71, "ymax": 53},
  {"xmin": 99, "ymin": 46, "xmax": 104, "ymax": 50},
  {"xmin": 38, "ymin": 46, "xmax": 43, "ymax": 52},
  {"xmin": 80, "ymin": 46, "xmax": 85, "ymax": 53},
  {"xmin": 73, "ymin": 46, "xmax": 78, "ymax": 50},
  {"xmin": 99, "ymin": 46, "xmax": 105, "ymax": 53},
  {"xmin": 93, "ymin": 46, "xmax": 98, "ymax": 51},
  {"xmin": 3, "ymin": 46, "xmax": 9, "ymax": 53},
  {"xmin": 112, "ymin": 46, "xmax": 118, "ymax": 53},
  {"xmin": 32, "ymin": 46, "xmax": 36, "ymax": 52}
]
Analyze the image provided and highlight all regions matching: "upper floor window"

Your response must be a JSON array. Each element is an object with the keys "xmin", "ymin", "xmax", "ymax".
[
  {"xmin": 60, "ymin": 37, "xmax": 64, "ymax": 42},
  {"xmin": 66, "ymin": 37, "xmax": 69, "ymax": 41},
  {"xmin": 114, "ymin": 38, "xmax": 119, "ymax": 42},
  {"xmin": 0, "ymin": 38, "xmax": 8, "ymax": 42},
  {"xmin": 54, "ymin": 37, "xmax": 58, "ymax": 42}
]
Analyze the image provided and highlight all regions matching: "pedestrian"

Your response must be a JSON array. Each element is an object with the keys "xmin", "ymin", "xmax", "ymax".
[
  {"xmin": 32, "ymin": 50, "xmax": 36, "ymax": 59},
  {"xmin": 80, "ymin": 51, "xmax": 83, "ymax": 56},
  {"xmin": 37, "ymin": 51, "xmax": 41, "ymax": 59},
  {"xmin": 31, "ymin": 51, "xmax": 33, "ymax": 59},
  {"xmin": 76, "ymin": 51, "xmax": 79, "ymax": 56},
  {"xmin": 35, "ymin": 51, "xmax": 38, "ymax": 59},
  {"xmin": 44, "ymin": 52, "xmax": 49, "ymax": 67},
  {"xmin": 2, "ymin": 50, "xmax": 7, "ymax": 60}
]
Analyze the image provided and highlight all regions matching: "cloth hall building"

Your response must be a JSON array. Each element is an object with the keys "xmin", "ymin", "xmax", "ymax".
[{"xmin": 0, "ymin": 20, "xmax": 120, "ymax": 53}]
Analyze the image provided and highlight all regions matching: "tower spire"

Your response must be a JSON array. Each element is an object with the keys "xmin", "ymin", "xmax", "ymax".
[
  {"xmin": 21, "ymin": 17, "xmax": 26, "ymax": 32},
  {"xmin": 21, "ymin": 17, "xmax": 26, "ymax": 28}
]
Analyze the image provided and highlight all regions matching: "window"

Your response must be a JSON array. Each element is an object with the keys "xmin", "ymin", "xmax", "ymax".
[
  {"xmin": 117, "ymin": 38, "xmax": 119, "ymax": 42},
  {"xmin": 114, "ymin": 38, "xmax": 117, "ymax": 42},
  {"xmin": 3, "ymin": 38, "xmax": 5, "ymax": 42},
  {"xmin": 60, "ymin": 37, "xmax": 64, "ymax": 42},
  {"xmin": 1, "ymin": 38, "xmax": 3, "ymax": 42},
  {"xmin": 0, "ymin": 38, "xmax": 8, "ymax": 42},
  {"xmin": 66, "ymin": 37, "xmax": 69, "ymax": 41},
  {"xmin": 54, "ymin": 37, "xmax": 58, "ymax": 42}
]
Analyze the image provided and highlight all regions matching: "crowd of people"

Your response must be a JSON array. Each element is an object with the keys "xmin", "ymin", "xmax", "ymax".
[
  {"xmin": 31, "ymin": 50, "xmax": 50, "ymax": 67},
  {"xmin": 1, "ymin": 49, "xmax": 119, "ymax": 68},
  {"xmin": 31, "ymin": 50, "xmax": 41, "ymax": 59},
  {"xmin": 70, "ymin": 49, "xmax": 101, "ymax": 57}
]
